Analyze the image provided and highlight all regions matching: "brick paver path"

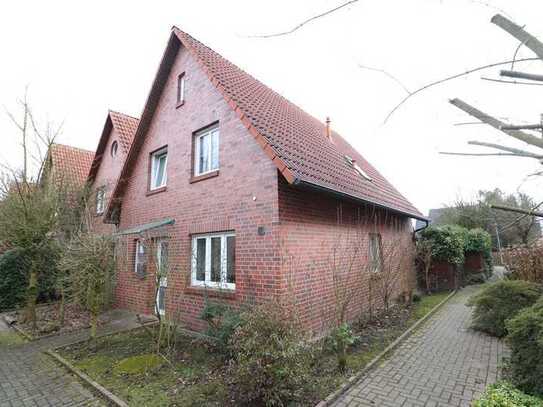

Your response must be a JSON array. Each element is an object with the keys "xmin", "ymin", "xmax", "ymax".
[
  {"xmin": 0, "ymin": 310, "xmax": 149, "ymax": 406},
  {"xmin": 333, "ymin": 286, "xmax": 508, "ymax": 407}
]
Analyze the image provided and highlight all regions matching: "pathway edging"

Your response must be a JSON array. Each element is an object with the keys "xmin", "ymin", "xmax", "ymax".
[
  {"xmin": 47, "ymin": 350, "xmax": 129, "ymax": 407},
  {"xmin": 315, "ymin": 290, "xmax": 458, "ymax": 407}
]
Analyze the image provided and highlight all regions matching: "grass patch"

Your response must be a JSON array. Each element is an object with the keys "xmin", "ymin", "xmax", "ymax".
[
  {"xmin": 0, "ymin": 330, "xmax": 25, "ymax": 346},
  {"xmin": 58, "ymin": 291, "xmax": 451, "ymax": 406}
]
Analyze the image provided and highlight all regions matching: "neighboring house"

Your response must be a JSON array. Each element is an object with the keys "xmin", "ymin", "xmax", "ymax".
[
  {"xmin": 91, "ymin": 27, "xmax": 426, "ymax": 334},
  {"xmin": 87, "ymin": 111, "xmax": 139, "ymax": 234},
  {"xmin": 42, "ymin": 143, "xmax": 95, "ymax": 189}
]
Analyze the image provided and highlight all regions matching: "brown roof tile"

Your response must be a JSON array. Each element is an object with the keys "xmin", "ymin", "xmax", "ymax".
[
  {"xmin": 174, "ymin": 28, "xmax": 423, "ymax": 219},
  {"xmin": 49, "ymin": 143, "xmax": 94, "ymax": 187}
]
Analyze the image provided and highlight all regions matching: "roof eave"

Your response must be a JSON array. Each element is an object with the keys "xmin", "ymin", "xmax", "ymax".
[{"xmin": 292, "ymin": 178, "xmax": 428, "ymax": 222}]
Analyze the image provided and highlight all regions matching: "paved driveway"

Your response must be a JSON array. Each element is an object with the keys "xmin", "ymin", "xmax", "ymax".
[
  {"xmin": 0, "ymin": 309, "xmax": 149, "ymax": 406},
  {"xmin": 333, "ymin": 286, "xmax": 508, "ymax": 407}
]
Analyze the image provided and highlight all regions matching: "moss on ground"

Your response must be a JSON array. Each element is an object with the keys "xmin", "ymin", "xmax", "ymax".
[
  {"xmin": 58, "ymin": 291, "xmax": 451, "ymax": 406},
  {"xmin": 0, "ymin": 331, "xmax": 24, "ymax": 346}
]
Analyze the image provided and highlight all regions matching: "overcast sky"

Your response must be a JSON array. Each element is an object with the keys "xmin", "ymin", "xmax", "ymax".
[{"xmin": 1, "ymin": 0, "xmax": 542, "ymax": 214}]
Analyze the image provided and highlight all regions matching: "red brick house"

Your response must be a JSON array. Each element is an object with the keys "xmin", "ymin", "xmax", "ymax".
[
  {"xmin": 43, "ymin": 143, "xmax": 95, "ymax": 188},
  {"xmin": 87, "ymin": 27, "xmax": 425, "ymax": 334},
  {"xmin": 87, "ymin": 111, "xmax": 139, "ymax": 235}
]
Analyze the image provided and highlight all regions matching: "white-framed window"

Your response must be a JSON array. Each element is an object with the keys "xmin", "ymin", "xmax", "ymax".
[
  {"xmin": 96, "ymin": 188, "xmax": 105, "ymax": 215},
  {"xmin": 177, "ymin": 73, "xmax": 185, "ymax": 105},
  {"xmin": 191, "ymin": 232, "xmax": 235, "ymax": 290},
  {"xmin": 150, "ymin": 148, "xmax": 168, "ymax": 190},
  {"xmin": 134, "ymin": 240, "xmax": 147, "ymax": 276},
  {"xmin": 194, "ymin": 127, "xmax": 219, "ymax": 176},
  {"xmin": 155, "ymin": 239, "xmax": 169, "ymax": 316},
  {"xmin": 369, "ymin": 233, "xmax": 383, "ymax": 273}
]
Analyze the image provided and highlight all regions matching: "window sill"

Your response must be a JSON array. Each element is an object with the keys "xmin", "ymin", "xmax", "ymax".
[
  {"xmin": 176, "ymin": 101, "xmax": 185, "ymax": 109},
  {"xmin": 146, "ymin": 186, "xmax": 167, "ymax": 196},
  {"xmin": 184, "ymin": 285, "xmax": 236, "ymax": 299},
  {"xmin": 190, "ymin": 170, "xmax": 219, "ymax": 184}
]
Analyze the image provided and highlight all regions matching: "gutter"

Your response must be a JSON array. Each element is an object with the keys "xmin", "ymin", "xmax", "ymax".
[{"xmin": 292, "ymin": 178, "xmax": 428, "ymax": 222}]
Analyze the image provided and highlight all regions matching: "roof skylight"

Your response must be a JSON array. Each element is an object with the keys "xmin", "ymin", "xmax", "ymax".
[{"xmin": 344, "ymin": 155, "xmax": 372, "ymax": 181}]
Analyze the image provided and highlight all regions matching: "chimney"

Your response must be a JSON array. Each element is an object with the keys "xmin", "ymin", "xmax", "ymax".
[{"xmin": 325, "ymin": 117, "xmax": 332, "ymax": 141}]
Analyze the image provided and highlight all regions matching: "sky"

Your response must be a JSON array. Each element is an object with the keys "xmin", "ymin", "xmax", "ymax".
[{"xmin": 1, "ymin": 0, "xmax": 542, "ymax": 215}]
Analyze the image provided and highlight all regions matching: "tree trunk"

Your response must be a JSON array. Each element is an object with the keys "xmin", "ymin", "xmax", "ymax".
[
  {"xmin": 24, "ymin": 267, "xmax": 38, "ymax": 331},
  {"xmin": 58, "ymin": 288, "xmax": 65, "ymax": 328}
]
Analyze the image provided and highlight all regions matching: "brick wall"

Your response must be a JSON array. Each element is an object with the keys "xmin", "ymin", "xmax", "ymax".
[
  {"xmin": 114, "ymin": 43, "xmax": 281, "ymax": 331},
  {"xmin": 277, "ymin": 177, "xmax": 416, "ymax": 335},
  {"xmin": 90, "ymin": 124, "xmax": 125, "ymax": 235}
]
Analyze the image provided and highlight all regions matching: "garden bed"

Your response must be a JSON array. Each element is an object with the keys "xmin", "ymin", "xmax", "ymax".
[
  {"xmin": 57, "ymin": 292, "xmax": 451, "ymax": 406},
  {"xmin": 6, "ymin": 303, "xmax": 109, "ymax": 339}
]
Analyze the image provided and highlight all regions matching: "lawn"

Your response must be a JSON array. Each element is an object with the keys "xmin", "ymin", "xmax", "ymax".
[{"xmin": 58, "ymin": 291, "xmax": 451, "ymax": 406}]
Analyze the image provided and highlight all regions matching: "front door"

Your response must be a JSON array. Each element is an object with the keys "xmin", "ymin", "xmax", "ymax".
[{"xmin": 155, "ymin": 239, "xmax": 169, "ymax": 316}]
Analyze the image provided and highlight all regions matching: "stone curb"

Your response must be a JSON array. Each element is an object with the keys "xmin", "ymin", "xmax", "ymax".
[
  {"xmin": 2, "ymin": 316, "xmax": 34, "ymax": 341},
  {"xmin": 46, "ymin": 349, "xmax": 129, "ymax": 407},
  {"xmin": 315, "ymin": 290, "xmax": 458, "ymax": 407}
]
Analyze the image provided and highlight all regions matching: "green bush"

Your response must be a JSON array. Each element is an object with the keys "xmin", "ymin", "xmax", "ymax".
[
  {"xmin": 466, "ymin": 228, "xmax": 493, "ymax": 273},
  {"xmin": 468, "ymin": 280, "xmax": 542, "ymax": 337},
  {"xmin": 419, "ymin": 225, "xmax": 466, "ymax": 265},
  {"xmin": 473, "ymin": 382, "xmax": 543, "ymax": 407},
  {"xmin": 0, "ymin": 248, "xmax": 29, "ymax": 311},
  {"xmin": 200, "ymin": 301, "xmax": 241, "ymax": 355},
  {"xmin": 326, "ymin": 323, "xmax": 358, "ymax": 372},
  {"xmin": 506, "ymin": 298, "xmax": 543, "ymax": 396},
  {"xmin": 228, "ymin": 302, "xmax": 312, "ymax": 406}
]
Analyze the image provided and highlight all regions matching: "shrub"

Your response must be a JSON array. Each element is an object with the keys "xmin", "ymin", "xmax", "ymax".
[
  {"xmin": 503, "ymin": 244, "xmax": 543, "ymax": 284},
  {"xmin": 326, "ymin": 323, "xmax": 359, "ymax": 372},
  {"xmin": 505, "ymin": 298, "xmax": 543, "ymax": 396},
  {"xmin": 473, "ymin": 382, "xmax": 543, "ymax": 407},
  {"xmin": 0, "ymin": 247, "xmax": 58, "ymax": 311},
  {"xmin": 419, "ymin": 225, "xmax": 466, "ymax": 265},
  {"xmin": 466, "ymin": 228, "xmax": 493, "ymax": 274},
  {"xmin": 200, "ymin": 301, "xmax": 241, "ymax": 355},
  {"xmin": 228, "ymin": 302, "xmax": 312, "ymax": 406},
  {"xmin": 464, "ymin": 272, "xmax": 487, "ymax": 286},
  {"xmin": 467, "ymin": 280, "xmax": 542, "ymax": 337}
]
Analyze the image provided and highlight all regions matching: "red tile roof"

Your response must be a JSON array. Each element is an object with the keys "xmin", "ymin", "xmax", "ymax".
[
  {"xmin": 49, "ymin": 143, "xmax": 94, "ymax": 187},
  {"xmin": 109, "ymin": 111, "xmax": 139, "ymax": 154},
  {"xmin": 106, "ymin": 28, "xmax": 423, "ymax": 221},
  {"xmin": 174, "ymin": 29, "xmax": 423, "ymax": 219},
  {"xmin": 88, "ymin": 111, "xmax": 139, "ymax": 182}
]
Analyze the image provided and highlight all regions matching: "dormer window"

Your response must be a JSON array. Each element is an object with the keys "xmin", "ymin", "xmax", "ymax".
[
  {"xmin": 111, "ymin": 141, "xmax": 118, "ymax": 157},
  {"xmin": 344, "ymin": 155, "xmax": 372, "ymax": 181},
  {"xmin": 177, "ymin": 73, "xmax": 185, "ymax": 107}
]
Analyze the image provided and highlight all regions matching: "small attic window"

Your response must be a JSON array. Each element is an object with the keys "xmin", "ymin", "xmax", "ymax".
[
  {"xmin": 111, "ymin": 141, "xmax": 119, "ymax": 157},
  {"xmin": 344, "ymin": 155, "xmax": 372, "ymax": 181}
]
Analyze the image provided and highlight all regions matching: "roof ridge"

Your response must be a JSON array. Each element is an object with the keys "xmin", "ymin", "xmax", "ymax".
[
  {"xmin": 51, "ymin": 143, "xmax": 95, "ymax": 155},
  {"xmin": 108, "ymin": 109, "xmax": 140, "ymax": 121}
]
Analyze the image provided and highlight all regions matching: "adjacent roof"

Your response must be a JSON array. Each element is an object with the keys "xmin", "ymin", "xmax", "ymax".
[
  {"xmin": 48, "ymin": 143, "xmax": 94, "ymax": 187},
  {"xmin": 115, "ymin": 217, "xmax": 175, "ymax": 236},
  {"xmin": 106, "ymin": 27, "xmax": 424, "ymax": 221},
  {"xmin": 88, "ymin": 111, "xmax": 140, "ymax": 181}
]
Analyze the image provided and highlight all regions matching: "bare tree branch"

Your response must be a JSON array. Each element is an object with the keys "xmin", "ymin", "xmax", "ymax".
[
  {"xmin": 491, "ymin": 14, "xmax": 543, "ymax": 61},
  {"xmin": 439, "ymin": 152, "xmax": 532, "ymax": 158},
  {"xmin": 449, "ymin": 98, "xmax": 543, "ymax": 149},
  {"xmin": 500, "ymin": 70, "xmax": 543, "ymax": 82},
  {"xmin": 358, "ymin": 64, "xmax": 410, "ymax": 94},
  {"xmin": 383, "ymin": 57, "xmax": 539, "ymax": 123},
  {"xmin": 481, "ymin": 76, "xmax": 543, "ymax": 86},
  {"xmin": 467, "ymin": 141, "xmax": 543, "ymax": 158},
  {"xmin": 491, "ymin": 204, "xmax": 543, "ymax": 218},
  {"xmin": 247, "ymin": 0, "xmax": 360, "ymax": 38}
]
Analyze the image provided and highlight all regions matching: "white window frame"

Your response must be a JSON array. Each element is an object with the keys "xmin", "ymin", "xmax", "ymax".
[
  {"xmin": 191, "ymin": 232, "xmax": 235, "ymax": 290},
  {"xmin": 96, "ymin": 188, "xmax": 105, "ymax": 215},
  {"xmin": 177, "ymin": 73, "xmax": 185, "ymax": 105},
  {"xmin": 194, "ymin": 127, "xmax": 219, "ymax": 176},
  {"xmin": 150, "ymin": 148, "xmax": 168, "ymax": 190},
  {"xmin": 369, "ymin": 233, "xmax": 383, "ymax": 273},
  {"xmin": 134, "ymin": 240, "xmax": 146, "ymax": 274}
]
